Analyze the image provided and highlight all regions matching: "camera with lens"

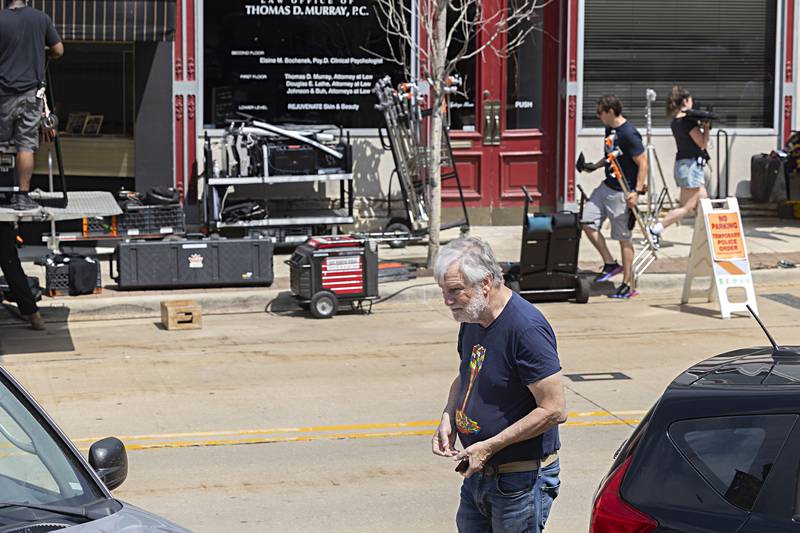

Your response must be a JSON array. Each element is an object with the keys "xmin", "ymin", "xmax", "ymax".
[{"xmin": 685, "ymin": 102, "xmax": 720, "ymax": 127}]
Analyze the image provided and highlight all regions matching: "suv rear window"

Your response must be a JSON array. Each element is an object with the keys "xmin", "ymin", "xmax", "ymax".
[{"xmin": 669, "ymin": 415, "xmax": 796, "ymax": 510}]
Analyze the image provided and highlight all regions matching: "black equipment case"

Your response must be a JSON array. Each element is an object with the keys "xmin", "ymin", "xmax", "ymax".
[
  {"xmin": 750, "ymin": 153, "xmax": 784, "ymax": 203},
  {"xmin": 287, "ymin": 235, "xmax": 378, "ymax": 318},
  {"xmin": 504, "ymin": 186, "xmax": 590, "ymax": 303},
  {"xmin": 112, "ymin": 236, "xmax": 273, "ymax": 290}
]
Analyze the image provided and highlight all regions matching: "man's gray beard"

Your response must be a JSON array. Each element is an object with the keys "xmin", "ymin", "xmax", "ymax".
[{"xmin": 457, "ymin": 289, "xmax": 489, "ymax": 322}]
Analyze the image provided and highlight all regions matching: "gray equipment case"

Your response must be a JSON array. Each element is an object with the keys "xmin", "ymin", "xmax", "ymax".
[{"xmin": 112, "ymin": 236, "xmax": 273, "ymax": 290}]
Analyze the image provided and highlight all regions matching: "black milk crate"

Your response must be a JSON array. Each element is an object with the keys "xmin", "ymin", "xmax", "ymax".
[
  {"xmin": 119, "ymin": 204, "xmax": 185, "ymax": 236},
  {"xmin": 45, "ymin": 262, "xmax": 103, "ymax": 296}
]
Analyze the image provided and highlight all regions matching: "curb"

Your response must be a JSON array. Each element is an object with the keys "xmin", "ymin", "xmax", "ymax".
[{"xmin": 2, "ymin": 268, "xmax": 797, "ymax": 324}]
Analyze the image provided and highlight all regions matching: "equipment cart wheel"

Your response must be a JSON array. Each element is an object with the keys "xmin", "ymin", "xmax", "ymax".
[
  {"xmin": 575, "ymin": 277, "xmax": 591, "ymax": 304},
  {"xmin": 310, "ymin": 290, "xmax": 338, "ymax": 319},
  {"xmin": 386, "ymin": 220, "xmax": 411, "ymax": 249}
]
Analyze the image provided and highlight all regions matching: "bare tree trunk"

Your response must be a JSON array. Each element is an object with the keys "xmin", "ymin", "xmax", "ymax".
[{"xmin": 427, "ymin": 0, "xmax": 447, "ymax": 268}]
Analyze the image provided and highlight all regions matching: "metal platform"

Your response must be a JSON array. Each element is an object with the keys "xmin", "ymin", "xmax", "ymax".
[{"xmin": 0, "ymin": 191, "xmax": 121, "ymax": 222}]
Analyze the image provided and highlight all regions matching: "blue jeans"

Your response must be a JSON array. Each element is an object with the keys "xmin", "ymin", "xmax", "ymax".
[
  {"xmin": 674, "ymin": 158, "xmax": 707, "ymax": 188},
  {"xmin": 456, "ymin": 459, "xmax": 560, "ymax": 533}
]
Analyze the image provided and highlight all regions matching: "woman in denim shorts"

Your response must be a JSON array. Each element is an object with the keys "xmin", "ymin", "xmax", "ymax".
[{"xmin": 648, "ymin": 86, "xmax": 710, "ymax": 245}]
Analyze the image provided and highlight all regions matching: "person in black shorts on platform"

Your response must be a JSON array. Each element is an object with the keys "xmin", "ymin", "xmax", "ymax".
[{"xmin": 0, "ymin": 0, "xmax": 64, "ymax": 210}]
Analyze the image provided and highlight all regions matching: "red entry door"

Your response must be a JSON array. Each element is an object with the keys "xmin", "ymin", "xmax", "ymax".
[{"xmin": 444, "ymin": 0, "xmax": 560, "ymax": 215}]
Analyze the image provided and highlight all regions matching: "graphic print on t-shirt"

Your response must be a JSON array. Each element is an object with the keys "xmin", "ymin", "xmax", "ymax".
[{"xmin": 456, "ymin": 344, "xmax": 485, "ymax": 435}]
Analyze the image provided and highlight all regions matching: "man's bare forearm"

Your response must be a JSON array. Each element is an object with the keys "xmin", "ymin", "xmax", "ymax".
[
  {"xmin": 636, "ymin": 160, "xmax": 648, "ymax": 191},
  {"xmin": 482, "ymin": 405, "xmax": 565, "ymax": 456},
  {"xmin": 442, "ymin": 375, "xmax": 461, "ymax": 418}
]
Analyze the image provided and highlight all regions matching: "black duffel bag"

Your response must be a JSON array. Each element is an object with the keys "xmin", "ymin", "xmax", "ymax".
[
  {"xmin": 69, "ymin": 256, "xmax": 99, "ymax": 296},
  {"xmin": 221, "ymin": 199, "xmax": 267, "ymax": 223},
  {"xmin": 145, "ymin": 186, "xmax": 181, "ymax": 206}
]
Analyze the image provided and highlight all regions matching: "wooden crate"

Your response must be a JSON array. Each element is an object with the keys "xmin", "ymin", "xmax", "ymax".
[{"xmin": 160, "ymin": 300, "xmax": 202, "ymax": 330}]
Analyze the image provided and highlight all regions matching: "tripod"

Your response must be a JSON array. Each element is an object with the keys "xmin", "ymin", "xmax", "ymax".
[{"xmin": 644, "ymin": 88, "xmax": 676, "ymax": 223}]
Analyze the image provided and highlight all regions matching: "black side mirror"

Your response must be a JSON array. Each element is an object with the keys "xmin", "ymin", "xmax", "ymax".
[{"xmin": 88, "ymin": 437, "xmax": 128, "ymax": 491}]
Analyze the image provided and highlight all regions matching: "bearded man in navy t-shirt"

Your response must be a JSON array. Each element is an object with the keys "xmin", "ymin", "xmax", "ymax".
[{"xmin": 432, "ymin": 236, "xmax": 567, "ymax": 532}]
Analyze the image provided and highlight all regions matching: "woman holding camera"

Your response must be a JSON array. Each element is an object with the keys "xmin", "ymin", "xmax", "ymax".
[{"xmin": 648, "ymin": 86, "xmax": 710, "ymax": 246}]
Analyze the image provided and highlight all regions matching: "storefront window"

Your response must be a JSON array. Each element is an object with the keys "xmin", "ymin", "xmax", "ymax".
[
  {"xmin": 49, "ymin": 43, "xmax": 134, "ymax": 137},
  {"xmin": 446, "ymin": 4, "xmax": 477, "ymax": 132},
  {"xmin": 582, "ymin": 0, "xmax": 777, "ymax": 129},
  {"xmin": 204, "ymin": 1, "xmax": 404, "ymax": 128},
  {"xmin": 505, "ymin": 4, "xmax": 542, "ymax": 130}
]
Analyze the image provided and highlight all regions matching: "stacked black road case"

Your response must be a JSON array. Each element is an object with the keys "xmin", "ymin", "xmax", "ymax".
[
  {"xmin": 112, "ymin": 236, "xmax": 274, "ymax": 290},
  {"xmin": 504, "ymin": 187, "xmax": 590, "ymax": 304}
]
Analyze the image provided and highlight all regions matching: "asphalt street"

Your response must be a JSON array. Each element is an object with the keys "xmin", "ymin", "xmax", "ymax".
[{"xmin": 1, "ymin": 282, "xmax": 800, "ymax": 532}]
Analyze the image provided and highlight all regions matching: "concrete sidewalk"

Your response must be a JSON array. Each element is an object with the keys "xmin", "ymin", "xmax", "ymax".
[{"xmin": 3, "ymin": 216, "xmax": 800, "ymax": 323}]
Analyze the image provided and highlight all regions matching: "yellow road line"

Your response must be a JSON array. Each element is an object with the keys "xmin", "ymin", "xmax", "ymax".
[
  {"xmin": 71, "ymin": 420, "xmax": 442, "ymax": 443},
  {"xmin": 72, "ymin": 417, "xmax": 642, "ymax": 452},
  {"xmin": 72, "ymin": 410, "xmax": 647, "ymax": 444}
]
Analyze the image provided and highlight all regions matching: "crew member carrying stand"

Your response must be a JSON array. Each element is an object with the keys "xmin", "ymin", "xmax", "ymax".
[{"xmin": 577, "ymin": 95, "xmax": 655, "ymax": 299}]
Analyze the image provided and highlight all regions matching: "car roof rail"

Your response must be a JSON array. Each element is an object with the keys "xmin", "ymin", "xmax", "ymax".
[{"xmin": 746, "ymin": 304, "xmax": 797, "ymax": 357}]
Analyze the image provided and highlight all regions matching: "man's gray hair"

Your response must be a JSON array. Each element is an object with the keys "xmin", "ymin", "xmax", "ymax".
[{"xmin": 433, "ymin": 237, "xmax": 505, "ymax": 288}]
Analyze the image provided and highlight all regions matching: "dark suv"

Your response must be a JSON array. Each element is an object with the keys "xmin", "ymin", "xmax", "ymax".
[{"xmin": 591, "ymin": 344, "xmax": 800, "ymax": 532}]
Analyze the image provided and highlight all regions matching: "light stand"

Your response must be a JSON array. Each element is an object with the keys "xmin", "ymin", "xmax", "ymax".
[{"xmin": 644, "ymin": 88, "xmax": 676, "ymax": 222}]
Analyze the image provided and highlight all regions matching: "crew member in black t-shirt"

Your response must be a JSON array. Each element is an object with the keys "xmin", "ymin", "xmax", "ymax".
[
  {"xmin": 648, "ymin": 86, "xmax": 710, "ymax": 245},
  {"xmin": 0, "ymin": 0, "xmax": 63, "ymax": 211},
  {"xmin": 581, "ymin": 95, "xmax": 648, "ymax": 299},
  {"xmin": 432, "ymin": 237, "xmax": 566, "ymax": 531}
]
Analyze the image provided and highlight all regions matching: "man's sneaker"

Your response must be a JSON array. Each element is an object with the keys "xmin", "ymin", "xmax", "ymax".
[
  {"xmin": 11, "ymin": 193, "xmax": 40, "ymax": 211},
  {"xmin": 24, "ymin": 312, "xmax": 46, "ymax": 331},
  {"xmin": 647, "ymin": 226, "xmax": 662, "ymax": 250},
  {"xmin": 608, "ymin": 283, "xmax": 638, "ymax": 299},
  {"xmin": 595, "ymin": 262, "xmax": 623, "ymax": 283}
]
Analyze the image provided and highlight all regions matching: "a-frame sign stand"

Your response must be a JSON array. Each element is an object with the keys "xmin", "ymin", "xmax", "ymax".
[{"xmin": 681, "ymin": 198, "xmax": 757, "ymax": 319}]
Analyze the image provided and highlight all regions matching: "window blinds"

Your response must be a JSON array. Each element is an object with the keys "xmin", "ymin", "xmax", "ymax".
[{"xmin": 582, "ymin": 0, "xmax": 777, "ymax": 129}]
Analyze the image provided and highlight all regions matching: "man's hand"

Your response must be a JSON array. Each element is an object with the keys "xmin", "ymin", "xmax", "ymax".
[
  {"xmin": 454, "ymin": 440, "xmax": 493, "ymax": 478},
  {"xmin": 432, "ymin": 413, "xmax": 458, "ymax": 458},
  {"xmin": 626, "ymin": 191, "xmax": 639, "ymax": 209},
  {"xmin": 40, "ymin": 126, "xmax": 56, "ymax": 144}
]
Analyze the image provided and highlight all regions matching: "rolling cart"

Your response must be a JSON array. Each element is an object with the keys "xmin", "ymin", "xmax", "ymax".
[
  {"xmin": 373, "ymin": 76, "xmax": 470, "ymax": 247},
  {"xmin": 287, "ymin": 235, "xmax": 379, "ymax": 318},
  {"xmin": 503, "ymin": 186, "xmax": 591, "ymax": 304}
]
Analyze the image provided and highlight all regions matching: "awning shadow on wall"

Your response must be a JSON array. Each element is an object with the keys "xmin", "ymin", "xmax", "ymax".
[{"xmin": 0, "ymin": 305, "xmax": 74, "ymax": 355}]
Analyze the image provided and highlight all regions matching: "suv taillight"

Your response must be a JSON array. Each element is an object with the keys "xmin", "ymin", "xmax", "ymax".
[{"xmin": 590, "ymin": 456, "xmax": 658, "ymax": 533}]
